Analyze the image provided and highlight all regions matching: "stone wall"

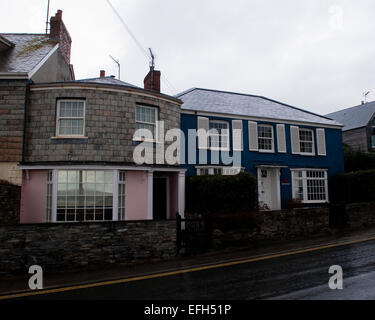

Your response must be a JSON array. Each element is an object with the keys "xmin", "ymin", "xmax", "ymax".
[
  {"xmin": 0, "ymin": 79, "xmax": 27, "ymax": 163},
  {"xmin": 212, "ymin": 207, "xmax": 330, "ymax": 248},
  {"xmin": 0, "ymin": 182, "xmax": 21, "ymax": 225},
  {"xmin": 25, "ymin": 84, "xmax": 181, "ymax": 164},
  {"xmin": 0, "ymin": 220, "xmax": 176, "ymax": 275}
]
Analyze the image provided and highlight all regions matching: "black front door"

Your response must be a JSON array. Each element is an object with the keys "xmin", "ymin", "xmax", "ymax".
[{"xmin": 153, "ymin": 177, "xmax": 167, "ymax": 220}]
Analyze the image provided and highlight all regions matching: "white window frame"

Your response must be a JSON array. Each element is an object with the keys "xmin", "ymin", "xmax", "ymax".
[
  {"xmin": 208, "ymin": 120, "xmax": 230, "ymax": 151},
  {"xmin": 258, "ymin": 124, "xmax": 275, "ymax": 153},
  {"xmin": 134, "ymin": 104, "xmax": 158, "ymax": 143},
  {"xmin": 299, "ymin": 128, "xmax": 315, "ymax": 155},
  {"xmin": 50, "ymin": 169, "xmax": 126, "ymax": 223},
  {"xmin": 291, "ymin": 169, "xmax": 329, "ymax": 204},
  {"xmin": 196, "ymin": 166, "xmax": 243, "ymax": 176},
  {"xmin": 56, "ymin": 99, "xmax": 86, "ymax": 137}
]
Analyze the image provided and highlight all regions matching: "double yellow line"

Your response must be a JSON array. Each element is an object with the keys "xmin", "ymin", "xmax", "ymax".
[{"xmin": 1, "ymin": 234, "xmax": 375, "ymax": 300}]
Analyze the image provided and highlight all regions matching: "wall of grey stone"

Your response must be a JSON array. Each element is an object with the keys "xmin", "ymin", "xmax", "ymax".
[
  {"xmin": 25, "ymin": 85, "xmax": 181, "ymax": 164},
  {"xmin": 212, "ymin": 207, "xmax": 330, "ymax": 248},
  {"xmin": 0, "ymin": 183, "xmax": 21, "ymax": 225},
  {"xmin": 0, "ymin": 220, "xmax": 176, "ymax": 275}
]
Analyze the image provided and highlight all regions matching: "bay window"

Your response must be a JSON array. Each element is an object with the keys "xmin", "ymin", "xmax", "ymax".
[{"xmin": 46, "ymin": 170, "xmax": 126, "ymax": 222}]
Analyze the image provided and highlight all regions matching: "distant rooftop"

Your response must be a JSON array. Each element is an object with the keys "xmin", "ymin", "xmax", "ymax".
[
  {"xmin": 0, "ymin": 33, "xmax": 58, "ymax": 74},
  {"xmin": 177, "ymin": 88, "xmax": 341, "ymax": 127},
  {"xmin": 76, "ymin": 76, "xmax": 140, "ymax": 89},
  {"xmin": 326, "ymin": 101, "xmax": 375, "ymax": 131}
]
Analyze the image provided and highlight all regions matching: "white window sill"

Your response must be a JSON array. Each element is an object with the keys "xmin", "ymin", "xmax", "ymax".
[{"xmin": 259, "ymin": 149, "xmax": 275, "ymax": 153}]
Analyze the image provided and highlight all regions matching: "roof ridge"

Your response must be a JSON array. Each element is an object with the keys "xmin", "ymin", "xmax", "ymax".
[
  {"xmin": 178, "ymin": 87, "xmax": 332, "ymax": 121},
  {"xmin": 327, "ymin": 100, "xmax": 375, "ymax": 116}
]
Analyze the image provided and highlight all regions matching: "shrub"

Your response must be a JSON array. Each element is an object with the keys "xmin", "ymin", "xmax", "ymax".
[
  {"xmin": 186, "ymin": 172, "xmax": 257, "ymax": 215},
  {"xmin": 343, "ymin": 144, "xmax": 375, "ymax": 172},
  {"xmin": 330, "ymin": 169, "xmax": 375, "ymax": 203}
]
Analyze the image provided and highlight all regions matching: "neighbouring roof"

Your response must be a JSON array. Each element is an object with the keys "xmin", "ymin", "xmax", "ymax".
[
  {"xmin": 76, "ymin": 76, "xmax": 140, "ymax": 89},
  {"xmin": 326, "ymin": 101, "xmax": 375, "ymax": 131},
  {"xmin": 177, "ymin": 88, "xmax": 341, "ymax": 127},
  {"xmin": 0, "ymin": 33, "xmax": 58, "ymax": 74}
]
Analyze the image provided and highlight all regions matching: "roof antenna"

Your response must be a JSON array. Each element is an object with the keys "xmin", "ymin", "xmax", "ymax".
[
  {"xmin": 109, "ymin": 55, "xmax": 120, "ymax": 80},
  {"xmin": 149, "ymin": 48, "xmax": 155, "ymax": 68},
  {"xmin": 364, "ymin": 91, "xmax": 370, "ymax": 104},
  {"xmin": 45, "ymin": 0, "xmax": 51, "ymax": 34}
]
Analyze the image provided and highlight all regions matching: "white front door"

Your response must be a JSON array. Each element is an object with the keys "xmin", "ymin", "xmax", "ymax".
[{"xmin": 257, "ymin": 168, "xmax": 281, "ymax": 211}]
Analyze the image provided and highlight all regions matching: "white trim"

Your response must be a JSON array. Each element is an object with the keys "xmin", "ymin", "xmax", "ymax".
[
  {"xmin": 181, "ymin": 110, "xmax": 343, "ymax": 129},
  {"xmin": 209, "ymin": 119, "xmax": 230, "ymax": 151},
  {"xmin": 299, "ymin": 128, "xmax": 315, "ymax": 156},
  {"xmin": 147, "ymin": 171, "xmax": 153, "ymax": 220},
  {"xmin": 112, "ymin": 170, "xmax": 119, "ymax": 221},
  {"xmin": 290, "ymin": 168, "xmax": 329, "ymax": 204},
  {"xmin": 28, "ymin": 44, "xmax": 59, "ymax": 79},
  {"xmin": 30, "ymin": 84, "xmax": 182, "ymax": 105},
  {"xmin": 51, "ymin": 169, "xmax": 58, "ymax": 222},
  {"xmin": 56, "ymin": 99, "xmax": 86, "ymax": 137},
  {"xmin": 19, "ymin": 165, "xmax": 187, "ymax": 172},
  {"xmin": 178, "ymin": 172, "xmax": 185, "ymax": 219},
  {"xmin": 257, "ymin": 124, "xmax": 275, "ymax": 153}
]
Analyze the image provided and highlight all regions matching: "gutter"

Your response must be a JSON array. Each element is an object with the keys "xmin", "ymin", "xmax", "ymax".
[
  {"xmin": 22, "ymin": 80, "xmax": 31, "ymax": 163},
  {"xmin": 0, "ymin": 72, "xmax": 28, "ymax": 80}
]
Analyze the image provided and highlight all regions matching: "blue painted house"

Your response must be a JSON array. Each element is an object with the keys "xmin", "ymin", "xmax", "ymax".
[{"xmin": 177, "ymin": 88, "xmax": 344, "ymax": 210}]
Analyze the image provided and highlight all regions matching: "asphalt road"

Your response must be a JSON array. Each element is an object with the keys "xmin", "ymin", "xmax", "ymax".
[{"xmin": 14, "ymin": 238, "xmax": 375, "ymax": 300}]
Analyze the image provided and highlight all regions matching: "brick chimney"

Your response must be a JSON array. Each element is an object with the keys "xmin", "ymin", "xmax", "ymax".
[
  {"xmin": 49, "ymin": 10, "xmax": 72, "ymax": 65},
  {"xmin": 144, "ymin": 66, "xmax": 161, "ymax": 92},
  {"xmin": 100, "ymin": 70, "xmax": 105, "ymax": 78}
]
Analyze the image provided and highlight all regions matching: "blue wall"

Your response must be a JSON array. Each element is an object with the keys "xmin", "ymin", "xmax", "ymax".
[{"xmin": 181, "ymin": 113, "xmax": 344, "ymax": 208}]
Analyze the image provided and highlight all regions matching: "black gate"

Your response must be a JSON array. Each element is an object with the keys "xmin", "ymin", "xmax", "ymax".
[
  {"xmin": 329, "ymin": 203, "xmax": 347, "ymax": 228},
  {"xmin": 176, "ymin": 213, "xmax": 211, "ymax": 254}
]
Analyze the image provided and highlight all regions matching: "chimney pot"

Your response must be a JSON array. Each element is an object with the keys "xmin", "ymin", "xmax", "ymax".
[{"xmin": 100, "ymin": 70, "xmax": 106, "ymax": 78}]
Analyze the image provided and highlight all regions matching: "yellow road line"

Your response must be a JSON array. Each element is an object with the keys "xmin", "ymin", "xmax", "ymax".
[{"xmin": 1, "ymin": 234, "xmax": 375, "ymax": 300}]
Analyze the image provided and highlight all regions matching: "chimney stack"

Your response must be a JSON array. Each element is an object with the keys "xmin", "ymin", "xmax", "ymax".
[
  {"xmin": 49, "ymin": 10, "xmax": 72, "ymax": 65},
  {"xmin": 100, "ymin": 70, "xmax": 106, "ymax": 78},
  {"xmin": 144, "ymin": 66, "xmax": 161, "ymax": 92}
]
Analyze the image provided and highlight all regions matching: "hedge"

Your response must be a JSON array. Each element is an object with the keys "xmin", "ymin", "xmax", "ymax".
[
  {"xmin": 330, "ymin": 169, "xmax": 375, "ymax": 203},
  {"xmin": 185, "ymin": 172, "xmax": 257, "ymax": 215},
  {"xmin": 344, "ymin": 145, "xmax": 375, "ymax": 172}
]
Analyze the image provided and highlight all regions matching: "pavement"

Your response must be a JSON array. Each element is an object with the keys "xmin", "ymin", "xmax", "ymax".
[{"xmin": 1, "ymin": 226, "xmax": 375, "ymax": 297}]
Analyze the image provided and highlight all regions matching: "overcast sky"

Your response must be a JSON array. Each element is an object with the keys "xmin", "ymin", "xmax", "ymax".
[{"xmin": 1, "ymin": 0, "xmax": 375, "ymax": 115}]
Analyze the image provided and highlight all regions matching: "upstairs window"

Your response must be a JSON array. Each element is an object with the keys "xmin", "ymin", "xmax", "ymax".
[
  {"xmin": 135, "ymin": 105, "xmax": 157, "ymax": 141},
  {"xmin": 56, "ymin": 100, "xmax": 85, "ymax": 136},
  {"xmin": 209, "ymin": 120, "xmax": 229, "ymax": 150},
  {"xmin": 258, "ymin": 125, "xmax": 274, "ymax": 152},
  {"xmin": 299, "ymin": 128, "xmax": 314, "ymax": 155}
]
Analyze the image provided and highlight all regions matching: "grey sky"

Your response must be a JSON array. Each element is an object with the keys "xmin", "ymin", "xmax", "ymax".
[{"xmin": 1, "ymin": 0, "xmax": 375, "ymax": 115}]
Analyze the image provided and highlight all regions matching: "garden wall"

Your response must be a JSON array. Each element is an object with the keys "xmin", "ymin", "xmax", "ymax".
[
  {"xmin": 0, "ymin": 183, "xmax": 21, "ymax": 225},
  {"xmin": 0, "ymin": 220, "xmax": 176, "ymax": 275}
]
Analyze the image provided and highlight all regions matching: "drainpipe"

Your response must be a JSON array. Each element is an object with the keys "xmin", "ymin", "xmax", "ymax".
[{"xmin": 22, "ymin": 80, "xmax": 31, "ymax": 164}]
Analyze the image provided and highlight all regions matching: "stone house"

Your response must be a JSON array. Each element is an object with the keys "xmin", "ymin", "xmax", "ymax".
[
  {"xmin": 0, "ymin": 10, "xmax": 74, "ymax": 186},
  {"xmin": 326, "ymin": 101, "xmax": 375, "ymax": 152}
]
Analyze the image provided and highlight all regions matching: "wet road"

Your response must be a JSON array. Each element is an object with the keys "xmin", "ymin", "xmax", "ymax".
[{"xmin": 18, "ymin": 239, "xmax": 375, "ymax": 300}]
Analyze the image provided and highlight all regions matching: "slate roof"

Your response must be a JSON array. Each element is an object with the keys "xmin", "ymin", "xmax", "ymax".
[
  {"xmin": 0, "ymin": 33, "xmax": 58, "ymax": 73},
  {"xmin": 177, "ymin": 88, "xmax": 341, "ymax": 127},
  {"xmin": 76, "ymin": 76, "xmax": 140, "ymax": 88},
  {"xmin": 325, "ymin": 101, "xmax": 375, "ymax": 131}
]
